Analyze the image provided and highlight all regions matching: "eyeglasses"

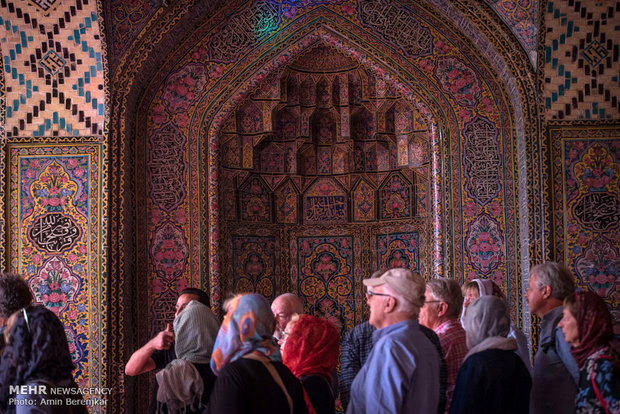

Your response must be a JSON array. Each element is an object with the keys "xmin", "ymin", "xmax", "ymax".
[
  {"xmin": 366, "ymin": 291, "xmax": 393, "ymax": 298},
  {"xmin": 425, "ymin": 300, "xmax": 442, "ymax": 304},
  {"xmin": 22, "ymin": 308, "xmax": 31, "ymax": 334}
]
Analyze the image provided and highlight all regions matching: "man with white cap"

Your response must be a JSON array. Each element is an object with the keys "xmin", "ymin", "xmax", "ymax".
[{"xmin": 347, "ymin": 268, "xmax": 441, "ymax": 414}]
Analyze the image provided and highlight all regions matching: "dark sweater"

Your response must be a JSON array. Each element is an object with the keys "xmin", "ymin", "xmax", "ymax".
[
  {"xmin": 449, "ymin": 349, "xmax": 531, "ymax": 414},
  {"xmin": 207, "ymin": 358, "xmax": 308, "ymax": 414}
]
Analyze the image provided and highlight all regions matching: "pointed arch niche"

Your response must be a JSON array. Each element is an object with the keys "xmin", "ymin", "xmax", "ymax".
[
  {"xmin": 131, "ymin": 5, "xmax": 530, "ymax": 350},
  {"xmin": 210, "ymin": 36, "xmax": 438, "ymax": 329}
]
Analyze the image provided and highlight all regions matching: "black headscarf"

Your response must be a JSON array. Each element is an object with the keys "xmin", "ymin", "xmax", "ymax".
[{"xmin": 0, "ymin": 305, "xmax": 75, "ymax": 410}]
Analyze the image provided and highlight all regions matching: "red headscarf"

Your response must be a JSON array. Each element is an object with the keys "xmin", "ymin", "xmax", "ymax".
[
  {"xmin": 281, "ymin": 314, "xmax": 339, "ymax": 380},
  {"xmin": 570, "ymin": 291, "xmax": 620, "ymax": 369}
]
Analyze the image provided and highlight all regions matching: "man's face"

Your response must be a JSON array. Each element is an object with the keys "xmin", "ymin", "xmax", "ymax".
[
  {"xmin": 175, "ymin": 293, "xmax": 198, "ymax": 317},
  {"xmin": 366, "ymin": 285, "xmax": 392, "ymax": 329},
  {"xmin": 419, "ymin": 287, "xmax": 441, "ymax": 330},
  {"xmin": 525, "ymin": 273, "xmax": 545, "ymax": 317},
  {"xmin": 271, "ymin": 299, "xmax": 291, "ymax": 334}
]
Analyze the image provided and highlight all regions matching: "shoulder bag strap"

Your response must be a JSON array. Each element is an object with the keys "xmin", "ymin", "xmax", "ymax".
[{"xmin": 244, "ymin": 352, "xmax": 294, "ymax": 414}]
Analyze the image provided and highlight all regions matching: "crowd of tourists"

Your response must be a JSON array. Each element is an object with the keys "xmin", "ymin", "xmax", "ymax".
[{"xmin": 0, "ymin": 261, "xmax": 618, "ymax": 413}]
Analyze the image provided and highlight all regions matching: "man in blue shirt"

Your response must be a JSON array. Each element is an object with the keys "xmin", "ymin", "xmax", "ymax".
[
  {"xmin": 526, "ymin": 262, "xmax": 579, "ymax": 414},
  {"xmin": 347, "ymin": 268, "xmax": 441, "ymax": 414}
]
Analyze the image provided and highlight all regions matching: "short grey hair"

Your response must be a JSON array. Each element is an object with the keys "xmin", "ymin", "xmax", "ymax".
[
  {"xmin": 382, "ymin": 283, "xmax": 419, "ymax": 317},
  {"xmin": 530, "ymin": 262, "xmax": 575, "ymax": 300},
  {"xmin": 427, "ymin": 278, "xmax": 463, "ymax": 318}
]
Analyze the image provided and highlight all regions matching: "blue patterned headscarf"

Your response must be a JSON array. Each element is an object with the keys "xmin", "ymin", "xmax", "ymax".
[{"xmin": 210, "ymin": 294, "xmax": 280, "ymax": 375}]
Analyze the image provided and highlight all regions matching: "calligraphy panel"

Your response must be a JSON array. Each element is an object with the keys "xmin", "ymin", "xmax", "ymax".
[
  {"xmin": 208, "ymin": 2, "xmax": 281, "ymax": 63},
  {"xmin": 303, "ymin": 178, "xmax": 347, "ymax": 225},
  {"xmin": 29, "ymin": 213, "xmax": 81, "ymax": 253},
  {"xmin": 563, "ymin": 140, "xmax": 620, "ymax": 302},
  {"xmin": 462, "ymin": 116, "xmax": 502, "ymax": 205},
  {"xmin": 10, "ymin": 143, "xmax": 104, "ymax": 390},
  {"xmin": 358, "ymin": 0, "xmax": 433, "ymax": 58},
  {"xmin": 149, "ymin": 123, "xmax": 186, "ymax": 212}
]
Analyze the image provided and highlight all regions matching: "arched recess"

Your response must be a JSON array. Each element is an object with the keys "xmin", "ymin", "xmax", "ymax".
[
  {"xmin": 109, "ymin": 2, "xmax": 542, "ymax": 410},
  {"xmin": 195, "ymin": 22, "xmax": 451, "ymax": 312}
]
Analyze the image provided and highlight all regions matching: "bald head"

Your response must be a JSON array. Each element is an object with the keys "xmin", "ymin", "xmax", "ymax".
[{"xmin": 271, "ymin": 293, "xmax": 304, "ymax": 339}]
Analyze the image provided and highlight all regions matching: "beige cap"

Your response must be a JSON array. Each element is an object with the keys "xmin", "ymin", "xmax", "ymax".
[{"xmin": 363, "ymin": 268, "xmax": 425, "ymax": 307}]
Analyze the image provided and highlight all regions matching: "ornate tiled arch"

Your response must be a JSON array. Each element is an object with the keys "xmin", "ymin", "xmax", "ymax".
[
  {"xmin": 108, "ymin": 3, "xmax": 541, "ymax": 411},
  {"xmin": 194, "ymin": 23, "xmax": 451, "ymax": 310}
]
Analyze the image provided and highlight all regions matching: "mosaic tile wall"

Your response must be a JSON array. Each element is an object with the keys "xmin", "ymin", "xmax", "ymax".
[
  {"xmin": 0, "ymin": 0, "xmax": 108, "ymax": 407},
  {"xmin": 544, "ymin": 1, "xmax": 620, "ymax": 119},
  {"xmin": 106, "ymin": 0, "xmax": 160, "ymax": 68},
  {"xmin": 485, "ymin": 0, "xmax": 540, "ymax": 67},
  {"xmin": 549, "ymin": 124, "xmax": 620, "ymax": 332},
  {"xmin": 1, "ymin": 0, "xmax": 105, "ymax": 136},
  {"xmin": 3, "ymin": 140, "xmax": 107, "ymax": 400},
  {"xmin": 131, "ymin": 0, "xmax": 523, "ymax": 344}
]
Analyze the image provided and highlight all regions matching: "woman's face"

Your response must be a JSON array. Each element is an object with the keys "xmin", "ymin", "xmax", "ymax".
[
  {"xmin": 463, "ymin": 287, "xmax": 480, "ymax": 308},
  {"xmin": 558, "ymin": 305, "xmax": 579, "ymax": 346}
]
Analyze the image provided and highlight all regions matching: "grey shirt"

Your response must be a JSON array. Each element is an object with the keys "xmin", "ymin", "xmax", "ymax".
[{"xmin": 530, "ymin": 306, "xmax": 580, "ymax": 414}]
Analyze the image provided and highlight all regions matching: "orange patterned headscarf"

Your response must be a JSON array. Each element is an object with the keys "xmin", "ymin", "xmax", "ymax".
[
  {"xmin": 210, "ymin": 294, "xmax": 281, "ymax": 375},
  {"xmin": 282, "ymin": 314, "xmax": 339, "ymax": 380}
]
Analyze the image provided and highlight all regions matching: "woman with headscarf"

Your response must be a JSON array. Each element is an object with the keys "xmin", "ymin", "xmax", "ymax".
[
  {"xmin": 282, "ymin": 314, "xmax": 340, "ymax": 414},
  {"xmin": 154, "ymin": 299, "xmax": 219, "ymax": 413},
  {"xmin": 207, "ymin": 294, "xmax": 308, "ymax": 414},
  {"xmin": 0, "ymin": 305, "xmax": 87, "ymax": 414},
  {"xmin": 558, "ymin": 291, "xmax": 620, "ymax": 414},
  {"xmin": 461, "ymin": 278, "xmax": 531, "ymax": 373},
  {"xmin": 450, "ymin": 296, "xmax": 531, "ymax": 414}
]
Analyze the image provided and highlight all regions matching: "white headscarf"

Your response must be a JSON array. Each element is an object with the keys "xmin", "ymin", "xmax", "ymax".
[
  {"xmin": 156, "ymin": 300, "xmax": 219, "ymax": 413},
  {"xmin": 463, "ymin": 296, "xmax": 516, "ymax": 360}
]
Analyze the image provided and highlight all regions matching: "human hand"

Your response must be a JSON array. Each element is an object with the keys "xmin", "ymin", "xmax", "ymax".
[{"xmin": 150, "ymin": 323, "xmax": 175, "ymax": 350}]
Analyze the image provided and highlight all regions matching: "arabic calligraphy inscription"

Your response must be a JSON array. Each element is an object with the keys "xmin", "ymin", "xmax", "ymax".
[{"xmin": 29, "ymin": 213, "xmax": 81, "ymax": 253}]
